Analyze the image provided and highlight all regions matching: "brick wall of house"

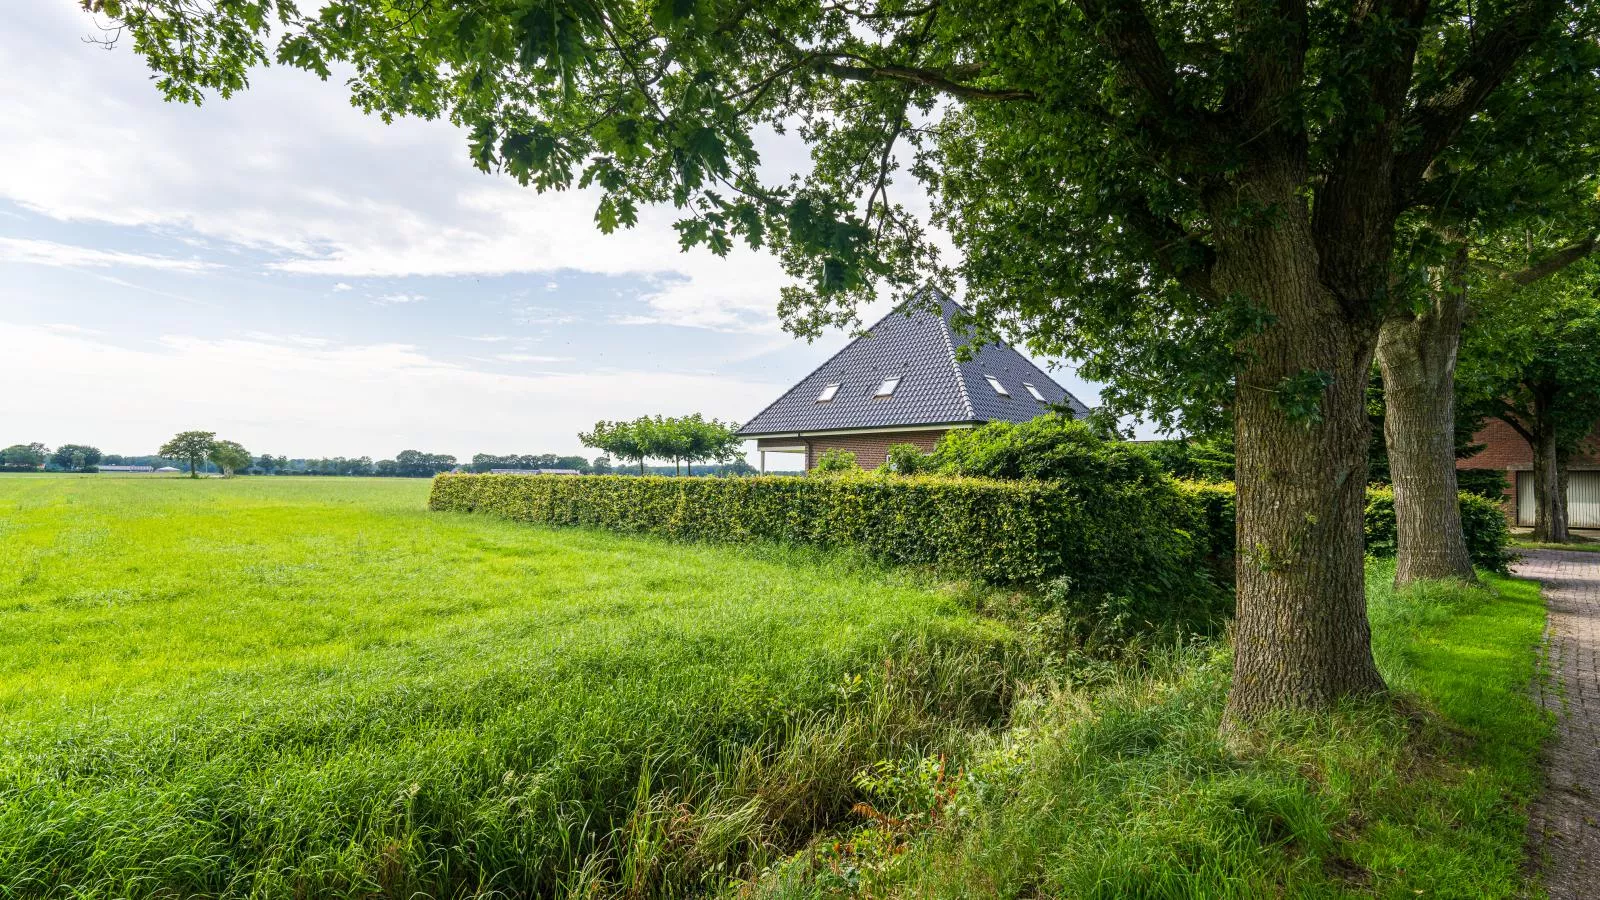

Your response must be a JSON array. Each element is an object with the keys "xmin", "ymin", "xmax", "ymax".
[
  {"xmin": 1459, "ymin": 418, "xmax": 1600, "ymax": 472},
  {"xmin": 804, "ymin": 430, "xmax": 947, "ymax": 470}
]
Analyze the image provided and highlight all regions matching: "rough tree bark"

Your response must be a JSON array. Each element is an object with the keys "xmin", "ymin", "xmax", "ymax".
[
  {"xmin": 1220, "ymin": 170, "xmax": 1388, "ymax": 726},
  {"xmin": 1499, "ymin": 393, "xmax": 1569, "ymax": 542},
  {"xmin": 1529, "ymin": 401, "xmax": 1570, "ymax": 542},
  {"xmin": 1376, "ymin": 247, "xmax": 1476, "ymax": 584}
]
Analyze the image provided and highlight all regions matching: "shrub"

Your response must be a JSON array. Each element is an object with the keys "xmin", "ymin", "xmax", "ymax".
[
  {"xmin": 930, "ymin": 414, "xmax": 1162, "ymax": 486},
  {"xmin": 430, "ymin": 474, "xmax": 1232, "ymax": 625},
  {"xmin": 1364, "ymin": 487, "xmax": 1511, "ymax": 573},
  {"xmin": 882, "ymin": 443, "xmax": 935, "ymax": 475},
  {"xmin": 1456, "ymin": 468, "xmax": 1509, "ymax": 500},
  {"xmin": 811, "ymin": 448, "xmax": 860, "ymax": 475},
  {"xmin": 1139, "ymin": 436, "xmax": 1236, "ymax": 481}
]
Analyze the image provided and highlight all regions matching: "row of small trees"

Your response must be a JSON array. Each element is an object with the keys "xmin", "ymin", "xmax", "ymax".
[{"xmin": 579, "ymin": 415, "xmax": 744, "ymax": 476}]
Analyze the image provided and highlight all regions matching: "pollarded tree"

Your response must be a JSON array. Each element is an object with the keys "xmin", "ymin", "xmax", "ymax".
[
  {"xmin": 158, "ymin": 431, "xmax": 216, "ymax": 478},
  {"xmin": 88, "ymin": 0, "xmax": 1597, "ymax": 723},
  {"xmin": 208, "ymin": 439, "xmax": 252, "ymax": 477},
  {"xmin": 678, "ymin": 414, "xmax": 744, "ymax": 476},
  {"xmin": 580, "ymin": 420, "xmax": 649, "ymax": 475}
]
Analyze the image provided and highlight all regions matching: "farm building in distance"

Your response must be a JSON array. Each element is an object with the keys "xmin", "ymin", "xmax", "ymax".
[
  {"xmin": 98, "ymin": 465, "xmax": 155, "ymax": 473},
  {"xmin": 487, "ymin": 468, "xmax": 582, "ymax": 476},
  {"xmin": 737, "ymin": 292, "xmax": 1088, "ymax": 472}
]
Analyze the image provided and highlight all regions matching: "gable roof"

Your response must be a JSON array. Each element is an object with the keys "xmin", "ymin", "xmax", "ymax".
[{"xmin": 737, "ymin": 290, "xmax": 1090, "ymax": 438}]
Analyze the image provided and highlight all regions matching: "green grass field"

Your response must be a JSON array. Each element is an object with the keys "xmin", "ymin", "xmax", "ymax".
[
  {"xmin": 0, "ymin": 475, "xmax": 1015, "ymax": 898},
  {"xmin": 0, "ymin": 475, "xmax": 1552, "ymax": 899}
]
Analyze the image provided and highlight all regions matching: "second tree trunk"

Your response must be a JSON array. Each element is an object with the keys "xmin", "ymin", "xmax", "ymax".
[{"xmin": 1376, "ymin": 278, "xmax": 1476, "ymax": 584}]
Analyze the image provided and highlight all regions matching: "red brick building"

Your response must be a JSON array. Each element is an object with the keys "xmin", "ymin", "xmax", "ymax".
[
  {"xmin": 1459, "ymin": 418, "xmax": 1600, "ymax": 527},
  {"xmin": 739, "ymin": 292, "xmax": 1087, "ymax": 471}
]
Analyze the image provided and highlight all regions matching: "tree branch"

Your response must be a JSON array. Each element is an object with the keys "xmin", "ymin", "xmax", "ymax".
[
  {"xmin": 1506, "ymin": 233, "xmax": 1600, "ymax": 286},
  {"xmin": 812, "ymin": 59, "xmax": 1034, "ymax": 101},
  {"xmin": 1122, "ymin": 199, "xmax": 1219, "ymax": 302},
  {"xmin": 1393, "ymin": 0, "xmax": 1563, "ymax": 204}
]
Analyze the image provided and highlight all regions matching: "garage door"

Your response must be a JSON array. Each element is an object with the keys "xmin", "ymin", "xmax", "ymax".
[
  {"xmin": 1515, "ymin": 470, "xmax": 1600, "ymax": 528},
  {"xmin": 1573, "ymin": 472, "xmax": 1600, "ymax": 528}
]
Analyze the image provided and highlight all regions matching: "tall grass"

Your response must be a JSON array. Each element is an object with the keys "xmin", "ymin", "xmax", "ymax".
[
  {"xmin": 746, "ymin": 560, "xmax": 1550, "ymax": 898},
  {"xmin": 0, "ymin": 476, "xmax": 1025, "ymax": 898}
]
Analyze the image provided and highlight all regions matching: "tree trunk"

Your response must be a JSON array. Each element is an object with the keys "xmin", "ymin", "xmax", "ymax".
[
  {"xmin": 1531, "ymin": 407, "xmax": 1569, "ymax": 542},
  {"xmin": 189, "ymin": 458, "xmax": 198, "ymax": 478},
  {"xmin": 1217, "ymin": 173, "xmax": 1387, "ymax": 729},
  {"xmin": 1375, "ymin": 251, "xmax": 1476, "ymax": 584}
]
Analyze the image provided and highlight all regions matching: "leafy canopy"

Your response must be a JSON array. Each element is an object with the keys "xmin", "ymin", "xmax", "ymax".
[
  {"xmin": 158, "ymin": 431, "xmax": 217, "ymax": 476},
  {"xmin": 85, "ymin": 0, "xmax": 1600, "ymax": 430}
]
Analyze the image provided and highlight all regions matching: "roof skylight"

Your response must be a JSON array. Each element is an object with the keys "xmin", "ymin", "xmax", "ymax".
[
  {"xmin": 875, "ymin": 377, "xmax": 901, "ymax": 397},
  {"xmin": 816, "ymin": 382, "xmax": 841, "ymax": 402},
  {"xmin": 1024, "ymin": 382, "xmax": 1046, "ymax": 402},
  {"xmin": 985, "ymin": 375, "xmax": 1010, "ymax": 397}
]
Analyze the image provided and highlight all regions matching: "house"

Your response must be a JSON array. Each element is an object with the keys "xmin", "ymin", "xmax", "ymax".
[
  {"xmin": 737, "ymin": 292, "xmax": 1088, "ymax": 472},
  {"xmin": 99, "ymin": 465, "xmax": 155, "ymax": 473},
  {"xmin": 487, "ymin": 468, "xmax": 582, "ymax": 476},
  {"xmin": 1460, "ymin": 419, "xmax": 1600, "ymax": 528}
]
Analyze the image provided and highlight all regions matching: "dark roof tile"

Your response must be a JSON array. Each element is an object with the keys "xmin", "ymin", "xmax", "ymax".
[{"xmin": 738, "ymin": 291, "xmax": 1088, "ymax": 437}]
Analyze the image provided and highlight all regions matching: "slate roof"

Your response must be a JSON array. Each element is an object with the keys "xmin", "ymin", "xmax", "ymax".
[{"xmin": 737, "ymin": 291, "xmax": 1089, "ymax": 438}]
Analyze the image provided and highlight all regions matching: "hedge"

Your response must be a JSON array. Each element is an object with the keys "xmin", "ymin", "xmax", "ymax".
[
  {"xmin": 428, "ymin": 475, "xmax": 1508, "ymax": 598},
  {"xmin": 429, "ymin": 473, "xmax": 1234, "ymax": 604},
  {"xmin": 1364, "ymin": 486, "xmax": 1512, "ymax": 573},
  {"xmin": 1166, "ymin": 482, "xmax": 1509, "ymax": 574}
]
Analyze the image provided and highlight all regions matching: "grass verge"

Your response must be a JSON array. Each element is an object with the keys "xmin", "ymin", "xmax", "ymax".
[
  {"xmin": 745, "ymin": 560, "xmax": 1551, "ymax": 898},
  {"xmin": 0, "ymin": 476, "xmax": 1024, "ymax": 898}
]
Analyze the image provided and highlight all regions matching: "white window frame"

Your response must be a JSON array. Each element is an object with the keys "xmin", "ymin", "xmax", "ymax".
[
  {"xmin": 816, "ymin": 382, "xmax": 841, "ymax": 402},
  {"xmin": 1023, "ymin": 382, "xmax": 1046, "ymax": 402},
  {"xmin": 875, "ymin": 377, "xmax": 902, "ymax": 397},
  {"xmin": 985, "ymin": 375, "xmax": 1010, "ymax": 397}
]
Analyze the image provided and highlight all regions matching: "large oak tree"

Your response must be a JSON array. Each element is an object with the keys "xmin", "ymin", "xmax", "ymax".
[{"xmin": 85, "ymin": 0, "xmax": 1593, "ymax": 723}]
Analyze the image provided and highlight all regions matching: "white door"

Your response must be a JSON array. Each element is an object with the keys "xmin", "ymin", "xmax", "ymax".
[
  {"xmin": 1517, "ymin": 471, "xmax": 1535, "ymax": 526},
  {"xmin": 1570, "ymin": 472, "xmax": 1600, "ymax": 529},
  {"xmin": 1515, "ymin": 470, "xmax": 1600, "ymax": 528}
]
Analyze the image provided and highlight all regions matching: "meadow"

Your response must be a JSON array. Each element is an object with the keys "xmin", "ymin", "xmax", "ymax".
[
  {"xmin": 0, "ymin": 475, "xmax": 1552, "ymax": 899},
  {"xmin": 0, "ymin": 475, "xmax": 1016, "ymax": 898}
]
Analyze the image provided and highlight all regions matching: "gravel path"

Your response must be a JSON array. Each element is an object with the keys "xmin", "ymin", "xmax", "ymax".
[{"xmin": 1515, "ymin": 550, "xmax": 1600, "ymax": 899}]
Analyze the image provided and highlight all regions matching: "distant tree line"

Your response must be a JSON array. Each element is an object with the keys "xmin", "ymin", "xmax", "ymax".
[{"xmin": 4, "ymin": 416, "xmax": 755, "ymax": 479}]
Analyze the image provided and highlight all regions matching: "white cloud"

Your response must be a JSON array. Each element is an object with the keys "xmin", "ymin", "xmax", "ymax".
[
  {"xmin": 493, "ymin": 353, "xmax": 572, "ymax": 363},
  {"xmin": 0, "ymin": 321, "xmax": 782, "ymax": 458},
  {"xmin": 0, "ymin": 237, "xmax": 213, "ymax": 272},
  {"xmin": 372, "ymin": 292, "xmax": 425, "ymax": 305},
  {"xmin": 462, "ymin": 334, "xmax": 512, "ymax": 343},
  {"xmin": 332, "ymin": 282, "xmax": 353, "ymax": 291},
  {"xmin": 0, "ymin": 5, "xmax": 805, "ymax": 334}
]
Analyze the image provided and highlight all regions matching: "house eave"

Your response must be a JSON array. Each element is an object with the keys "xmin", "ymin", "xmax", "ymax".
[{"xmin": 739, "ymin": 421, "xmax": 983, "ymax": 440}]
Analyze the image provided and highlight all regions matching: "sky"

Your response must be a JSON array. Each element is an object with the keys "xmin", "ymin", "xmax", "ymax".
[{"xmin": 0, "ymin": 3, "xmax": 1117, "ymax": 464}]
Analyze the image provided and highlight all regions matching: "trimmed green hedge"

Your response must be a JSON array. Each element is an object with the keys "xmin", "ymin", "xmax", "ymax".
[
  {"xmin": 1364, "ymin": 487, "xmax": 1512, "ymax": 573},
  {"xmin": 429, "ymin": 473, "xmax": 1233, "ymax": 602},
  {"xmin": 1168, "ymin": 482, "xmax": 1509, "ymax": 574}
]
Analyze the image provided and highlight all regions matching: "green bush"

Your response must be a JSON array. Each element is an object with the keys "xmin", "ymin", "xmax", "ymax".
[
  {"xmin": 811, "ymin": 447, "xmax": 860, "ymax": 475},
  {"xmin": 1364, "ymin": 487, "xmax": 1511, "ymax": 573},
  {"xmin": 930, "ymin": 414, "xmax": 1162, "ymax": 486},
  {"xmin": 430, "ymin": 473, "xmax": 1233, "ymax": 618},
  {"xmin": 882, "ymin": 443, "xmax": 936, "ymax": 475},
  {"xmin": 1138, "ymin": 436, "xmax": 1236, "ymax": 481},
  {"xmin": 1456, "ymin": 468, "xmax": 1509, "ymax": 500}
]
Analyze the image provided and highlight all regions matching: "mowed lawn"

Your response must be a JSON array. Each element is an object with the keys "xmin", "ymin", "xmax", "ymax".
[{"xmin": 0, "ymin": 475, "xmax": 1013, "ymax": 898}]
